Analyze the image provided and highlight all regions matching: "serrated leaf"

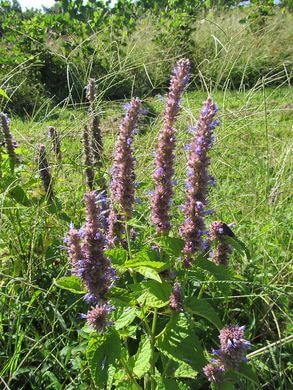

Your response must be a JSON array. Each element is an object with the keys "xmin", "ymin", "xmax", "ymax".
[
  {"xmin": 131, "ymin": 281, "xmax": 171, "ymax": 308},
  {"xmin": 156, "ymin": 314, "xmax": 206, "ymax": 370},
  {"xmin": 125, "ymin": 260, "xmax": 168, "ymax": 271},
  {"xmin": 185, "ymin": 298, "xmax": 222, "ymax": 330},
  {"xmin": 173, "ymin": 362, "xmax": 198, "ymax": 378},
  {"xmin": 54, "ymin": 276, "xmax": 86, "ymax": 294},
  {"xmin": 195, "ymin": 256, "xmax": 234, "ymax": 295},
  {"xmin": 157, "ymin": 236, "xmax": 184, "ymax": 257},
  {"xmin": 87, "ymin": 329, "xmax": 121, "ymax": 387},
  {"xmin": 134, "ymin": 266, "xmax": 162, "ymax": 282},
  {"xmin": 224, "ymin": 236, "xmax": 251, "ymax": 259},
  {"xmin": 115, "ymin": 307, "xmax": 137, "ymax": 330},
  {"xmin": 105, "ymin": 248, "xmax": 128, "ymax": 265},
  {"xmin": 110, "ymin": 287, "xmax": 134, "ymax": 307},
  {"xmin": 133, "ymin": 337, "xmax": 152, "ymax": 378},
  {"xmin": 154, "ymin": 376, "xmax": 189, "ymax": 390}
]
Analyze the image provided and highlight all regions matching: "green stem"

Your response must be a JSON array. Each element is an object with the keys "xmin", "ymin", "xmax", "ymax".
[
  {"xmin": 120, "ymin": 357, "xmax": 141, "ymax": 389},
  {"xmin": 197, "ymin": 283, "xmax": 206, "ymax": 299},
  {"xmin": 125, "ymin": 220, "xmax": 132, "ymax": 258},
  {"xmin": 150, "ymin": 308, "xmax": 158, "ymax": 390}
]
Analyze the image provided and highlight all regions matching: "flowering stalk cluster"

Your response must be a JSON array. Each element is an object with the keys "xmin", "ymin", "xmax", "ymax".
[
  {"xmin": 169, "ymin": 282, "xmax": 183, "ymax": 312},
  {"xmin": 179, "ymin": 97, "xmax": 219, "ymax": 267},
  {"xmin": 48, "ymin": 126, "xmax": 62, "ymax": 161},
  {"xmin": 82, "ymin": 125, "xmax": 95, "ymax": 190},
  {"xmin": 38, "ymin": 144, "xmax": 53, "ymax": 199},
  {"xmin": 209, "ymin": 221, "xmax": 233, "ymax": 266},
  {"xmin": 107, "ymin": 97, "xmax": 141, "ymax": 248},
  {"xmin": 151, "ymin": 59, "xmax": 190, "ymax": 234},
  {"xmin": 203, "ymin": 325, "xmax": 251, "ymax": 384},
  {"xmin": 65, "ymin": 191, "xmax": 116, "ymax": 331},
  {"xmin": 86, "ymin": 78, "xmax": 103, "ymax": 166},
  {"xmin": 0, "ymin": 112, "xmax": 19, "ymax": 166}
]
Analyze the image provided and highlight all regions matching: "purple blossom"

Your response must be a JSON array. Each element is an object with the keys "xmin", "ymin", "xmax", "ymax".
[
  {"xmin": 203, "ymin": 361, "xmax": 224, "ymax": 383},
  {"xmin": 48, "ymin": 126, "xmax": 62, "ymax": 161},
  {"xmin": 203, "ymin": 324, "xmax": 251, "ymax": 383},
  {"xmin": 179, "ymin": 97, "xmax": 219, "ymax": 266},
  {"xmin": 0, "ymin": 112, "xmax": 20, "ymax": 165},
  {"xmin": 169, "ymin": 282, "xmax": 183, "ymax": 312},
  {"xmin": 83, "ymin": 304, "xmax": 114, "ymax": 332},
  {"xmin": 218, "ymin": 325, "xmax": 251, "ymax": 368},
  {"xmin": 65, "ymin": 223, "xmax": 83, "ymax": 272},
  {"xmin": 107, "ymin": 98, "xmax": 141, "ymax": 247},
  {"xmin": 83, "ymin": 125, "xmax": 95, "ymax": 190},
  {"xmin": 86, "ymin": 78, "xmax": 97, "ymax": 102},
  {"xmin": 37, "ymin": 144, "xmax": 54, "ymax": 200},
  {"xmin": 86, "ymin": 78, "xmax": 103, "ymax": 167},
  {"xmin": 209, "ymin": 221, "xmax": 233, "ymax": 266},
  {"xmin": 151, "ymin": 59, "xmax": 190, "ymax": 234},
  {"xmin": 77, "ymin": 191, "xmax": 116, "ymax": 303}
]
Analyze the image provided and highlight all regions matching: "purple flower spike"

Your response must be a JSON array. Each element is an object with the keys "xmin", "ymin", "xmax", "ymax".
[
  {"xmin": 169, "ymin": 282, "xmax": 183, "ymax": 312},
  {"xmin": 65, "ymin": 224, "xmax": 83, "ymax": 272},
  {"xmin": 203, "ymin": 324, "xmax": 251, "ymax": 383},
  {"xmin": 84, "ymin": 304, "xmax": 114, "ymax": 332},
  {"xmin": 151, "ymin": 59, "xmax": 191, "ymax": 234},
  {"xmin": 209, "ymin": 221, "xmax": 233, "ymax": 266},
  {"xmin": 179, "ymin": 97, "xmax": 219, "ymax": 266},
  {"xmin": 37, "ymin": 144, "xmax": 54, "ymax": 200},
  {"xmin": 203, "ymin": 361, "xmax": 225, "ymax": 383},
  {"xmin": 79, "ymin": 191, "xmax": 116, "ymax": 303},
  {"xmin": 0, "ymin": 112, "xmax": 20, "ymax": 165},
  {"xmin": 48, "ymin": 126, "xmax": 62, "ymax": 161},
  {"xmin": 218, "ymin": 325, "xmax": 251, "ymax": 369},
  {"xmin": 107, "ymin": 97, "xmax": 141, "ymax": 247},
  {"xmin": 86, "ymin": 78, "xmax": 103, "ymax": 167},
  {"xmin": 65, "ymin": 191, "xmax": 116, "ymax": 332}
]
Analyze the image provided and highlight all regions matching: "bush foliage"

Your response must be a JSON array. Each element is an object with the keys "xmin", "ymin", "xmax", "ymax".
[{"xmin": 0, "ymin": 0, "xmax": 292, "ymax": 114}]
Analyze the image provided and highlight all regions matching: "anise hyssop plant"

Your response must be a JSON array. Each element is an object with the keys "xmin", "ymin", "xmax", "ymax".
[{"xmin": 58, "ymin": 59, "xmax": 255, "ymax": 390}]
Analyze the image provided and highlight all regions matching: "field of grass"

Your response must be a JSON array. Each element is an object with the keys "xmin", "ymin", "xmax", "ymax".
[{"xmin": 1, "ymin": 85, "xmax": 292, "ymax": 389}]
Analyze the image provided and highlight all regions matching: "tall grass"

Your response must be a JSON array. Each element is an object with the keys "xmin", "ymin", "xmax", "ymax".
[{"xmin": 0, "ymin": 81, "xmax": 291, "ymax": 388}]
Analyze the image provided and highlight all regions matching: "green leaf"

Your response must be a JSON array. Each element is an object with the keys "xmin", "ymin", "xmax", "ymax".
[
  {"xmin": 105, "ymin": 248, "xmax": 128, "ymax": 265},
  {"xmin": 110, "ymin": 287, "xmax": 135, "ymax": 307},
  {"xmin": 0, "ymin": 88, "xmax": 9, "ymax": 100},
  {"xmin": 54, "ymin": 276, "xmax": 86, "ymax": 294},
  {"xmin": 237, "ymin": 363, "xmax": 259, "ymax": 384},
  {"xmin": 115, "ymin": 307, "xmax": 137, "ymax": 330},
  {"xmin": 8, "ymin": 185, "xmax": 30, "ymax": 206},
  {"xmin": 173, "ymin": 362, "xmax": 198, "ymax": 379},
  {"xmin": 105, "ymin": 248, "xmax": 128, "ymax": 272},
  {"xmin": 219, "ymin": 382, "xmax": 235, "ymax": 390},
  {"xmin": 156, "ymin": 313, "xmax": 206, "ymax": 371},
  {"xmin": 125, "ymin": 260, "xmax": 168, "ymax": 271},
  {"xmin": 131, "ymin": 281, "xmax": 172, "ymax": 308},
  {"xmin": 224, "ymin": 236, "xmax": 251, "ymax": 259},
  {"xmin": 133, "ymin": 337, "xmax": 152, "ymax": 378},
  {"xmin": 184, "ymin": 298, "xmax": 222, "ymax": 330},
  {"xmin": 157, "ymin": 236, "xmax": 184, "ymax": 257},
  {"xmin": 87, "ymin": 329, "xmax": 121, "ymax": 387},
  {"xmin": 134, "ymin": 266, "xmax": 162, "ymax": 282},
  {"xmin": 195, "ymin": 256, "xmax": 234, "ymax": 295},
  {"xmin": 154, "ymin": 375, "xmax": 190, "ymax": 390}
]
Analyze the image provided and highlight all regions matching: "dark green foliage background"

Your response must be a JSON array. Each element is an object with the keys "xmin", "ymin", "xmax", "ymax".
[{"xmin": 0, "ymin": 0, "xmax": 292, "ymax": 115}]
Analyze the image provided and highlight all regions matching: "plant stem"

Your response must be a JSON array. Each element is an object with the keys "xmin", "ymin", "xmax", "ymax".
[
  {"xmin": 120, "ymin": 357, "xmax": 141, "ymax": 389},
  {"xmin": 150, "ymin": 308, "xmax": 158, "ymax": 390},
  {"xmin": 197, "ymin": 282, "xmax": 206, "ymax": 299},
  {"xmin": 125, "ymin": 220, "xmax": 132, "ymax": 258}
]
